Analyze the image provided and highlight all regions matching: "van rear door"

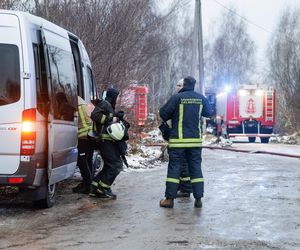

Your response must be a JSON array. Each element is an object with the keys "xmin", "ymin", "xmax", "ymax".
[
  {"xmin": 41, "ymin": 28, "xmax": 78, "ymax": 184},
  {"xmin": 0, "ymin": 13, "xmax": 23, "ymax": 175}
]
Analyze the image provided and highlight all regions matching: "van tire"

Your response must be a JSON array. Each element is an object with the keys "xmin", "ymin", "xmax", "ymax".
[
  {"xmin": 33, "ymin": 182, "xmax": 56, "ymax": 209},
  {"xmin": 93, "ymin": 150, "xmax": 103, "ymax": 177}
]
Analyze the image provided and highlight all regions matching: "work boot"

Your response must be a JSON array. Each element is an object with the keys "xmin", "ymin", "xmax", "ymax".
[
  {"xmin": 89, "ymin": 183, "xmax": 98, "ymax": 196},
  {"xmin": 89, "ymin": 183, "xmax": 117, "ymax": 199},
  {"xmin": 72, "ymin": 183, "xmax": 90, "ymax": 194},
  {"xmin": 101, "ymin": 187, "xmax": 117, "ymax": 199},
  {"xmin": 176, "ymin": 190, "xmax": 191, "ymax": 198},
  {"xmin": 159, "ymin": 198, "xmax": 174, "ymax": 208},
  {"xmin": 194, "ymin": 198, "xmax": 202, "ymax": 208}
]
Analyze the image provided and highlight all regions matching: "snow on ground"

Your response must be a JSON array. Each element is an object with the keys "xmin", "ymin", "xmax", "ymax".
[
  {"xmin": 270, "ymin": 133, "xmax": 300, "ymax": 144},
  {"xmin": 125, "ymin": 129, "xmax": 300, "ymax": 170},
  {"xmin": 126, "ymin": 145, "xmax": 163, "ymax": 171},
  {"xmin": 126, "ymin": 129, "xmax": 165, "ymax": 171},
  {"xmin": 72, "ymin": 129, "xmax": 300, "ymax": 176}
]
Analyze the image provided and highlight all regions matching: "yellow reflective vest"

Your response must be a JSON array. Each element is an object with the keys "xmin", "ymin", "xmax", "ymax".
[{"xmin": 78, "ymin": 96, "xmax": 94, "ymax": 139}]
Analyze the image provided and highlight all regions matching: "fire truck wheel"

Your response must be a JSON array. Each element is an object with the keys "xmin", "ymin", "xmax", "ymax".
[
  {"xmin": 248, "ymin": 137, "xmax": 256, "ymax": 143},
  {"xmin": 260, "ymin": 137, "xmax": 269, "ymax": 143}
]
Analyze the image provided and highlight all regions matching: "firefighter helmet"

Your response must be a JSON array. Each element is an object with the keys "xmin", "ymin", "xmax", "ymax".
[{"xmin": 107, "ymin": 122, "xmax": 125, "ymax": 141}]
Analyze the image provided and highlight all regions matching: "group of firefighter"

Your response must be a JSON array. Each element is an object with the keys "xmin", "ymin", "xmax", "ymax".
[{"xmin": 75, "ymin": 76, "xmax": 212, "ymax": 208}]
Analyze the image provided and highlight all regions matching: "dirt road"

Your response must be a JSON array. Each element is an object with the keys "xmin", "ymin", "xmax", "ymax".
[{"xmin": 0, "ymin": 148, "xmax": 299, "ymax": 249}]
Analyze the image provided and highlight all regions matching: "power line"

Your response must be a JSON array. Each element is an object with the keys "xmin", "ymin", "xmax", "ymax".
[{"xmin": 211, "ymin": 0, "xmax": 274, "ymax": 35}]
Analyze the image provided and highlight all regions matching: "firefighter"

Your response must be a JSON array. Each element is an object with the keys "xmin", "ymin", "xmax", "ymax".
[
  {"xmin": 89, "ymin": 87, "xmax": 124, "ymax": 199},
  {"xmin": 159, "ymin": 80, "xmax": 192, "ymax": 198},
  {"xmin": 175, "ymin": 79, "xmax": 192, "ymax": 197},
  {"xmin": 72, "ymin": 96, "xmax": 96, "ymax": 194},
  {"xmin": 159, "ymin": 76, "xmax": 212, "ymax": 208}
]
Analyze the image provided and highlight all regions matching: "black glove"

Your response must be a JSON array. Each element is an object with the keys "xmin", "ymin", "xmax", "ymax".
[
  {"xmin": 159, "ymin": 122, "xmax": 170, "ymax": 141},
  {"xmin": 115, "ymin": 110, "xmax": 124, "ymax": 119}
]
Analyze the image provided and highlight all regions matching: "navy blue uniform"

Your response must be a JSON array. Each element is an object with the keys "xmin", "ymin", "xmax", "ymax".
[
  {"xmin": 159, "ymin": 77, "xmax": 211, "ymax": 199},
  {"xmin": 90, "ymin": 88, "xmax": 123, "ymax": 191}
]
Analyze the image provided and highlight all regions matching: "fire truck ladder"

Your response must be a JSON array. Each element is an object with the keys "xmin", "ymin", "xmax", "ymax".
[{"xmin": 265, "ymin": 91, "xmax": 274, "ymax": 122}]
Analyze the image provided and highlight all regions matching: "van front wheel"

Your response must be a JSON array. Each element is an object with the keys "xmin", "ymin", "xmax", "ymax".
[{"xmin": 33, "ymin": 182, "xmax": 56, "ymax": 209}]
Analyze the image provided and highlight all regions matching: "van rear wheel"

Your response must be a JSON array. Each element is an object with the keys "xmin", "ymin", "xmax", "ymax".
[{"xmin": 33, "ymin": 182, "xmax": 56, "ymax": 209}]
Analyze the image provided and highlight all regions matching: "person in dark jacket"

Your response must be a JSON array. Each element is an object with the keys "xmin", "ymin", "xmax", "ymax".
[
  {"xmin": 89, "ymin": 87, "xmax": 124, "ymax": 199},
  {"xmin": 159, "ymin": 76, "xmax": 212, "ymax": 208},
  {"xmin": 159, "ymin": 79, "xmax": 192, "ymax": 198},
  {"xmin": 175, "ymin": 79, "xmax": 193, "ymax": 198}
]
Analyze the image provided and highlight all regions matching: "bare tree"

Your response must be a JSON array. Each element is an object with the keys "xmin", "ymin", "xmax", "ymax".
[
  {"xmin": 3, "ymin": 0, "xmax": 190, "ymax": 122},
  {"xmin": 144, "ymin": 0, "xmax": 192, "ymax": 115},
  {"xmin": 27, "ymin": 0, "xmax": 181, "ymax": 90},
  {"xmin": 205, "ymin": 8, "xmax": 256, "ymax": 91},
  {"xmin": 267, "ymin": 7, "xmax": 300, "ymax": 132}
]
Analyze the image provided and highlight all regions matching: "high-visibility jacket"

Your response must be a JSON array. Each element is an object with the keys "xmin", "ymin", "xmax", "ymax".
[
  {"xmin": 78, "ymin": 96, "xmax": 94, "ymax": 139},
  {"xmin": 159, "ymin": 83, "xmax": 212, "ymax": 148}
]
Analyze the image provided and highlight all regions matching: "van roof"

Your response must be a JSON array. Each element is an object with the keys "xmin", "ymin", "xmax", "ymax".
[{"xmin": 0, "ymin": 9, "xmax": 78, "ymax": 40}]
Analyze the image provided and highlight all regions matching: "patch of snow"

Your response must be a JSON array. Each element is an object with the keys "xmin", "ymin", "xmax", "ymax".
[
  {"xmin": 203, "ymin": 134, "xmax": 233, "ymax": 147},
  {"xmin": 270, "ymin": 133, "xmax": 300, "ymax": 145},
  {"xmin": 126, "ymin": 144, "xmax": 163, "ymax": 170}
]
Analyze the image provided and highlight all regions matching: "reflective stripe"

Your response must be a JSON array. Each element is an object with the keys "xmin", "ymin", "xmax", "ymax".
[
  {"xmin": 191, "ymin": 178, "xmax": 204, "ymax": 183},
  {"xmin": 178, "ymin": 104, "xmax": 184, "ymax": 139},
  {"xmin": 166, "ymin": 178, "xmax": 180, "ymax": 184},
  {"xmin": 180, "ymin": 177, "xmax": 190, "ymax": 181},
  {"xmin": 169, "ymin": 138, "xmax": 202, "ymax": 143},
  {"xmin": 98, "ymin": 180, "xmax": 110, "ymax": 188},
  {"xmin": 79, "ymin": 126, "xmax": 91, "ymax": 133},
  {"xmin": 168, "ymin": 143, "xmax": 202, "ymax": 148},
  {"xmin": 78, "ymin": 131, "xmax": 88, "ymax": 138},
  {"xmin": 168, "ymin": 138, "xmax": 202, "ymax": 147},
  {"xmin": 78, "ymin": 126, "xmax": 92, "ymax": 138},
  {"xmin": 198, "ymin": 104, "xmax": 203, "ymax": 138},
  {"xmin": 100, "ymin": 114, "xmax": 106, "ymax": 124},
  {"xmin": 92, "ymin": 181, "xmax": 98, "ymax": 187},
  {"xmin": 101, "ymin": 134, "xmax": 113, "ymax": 140}
]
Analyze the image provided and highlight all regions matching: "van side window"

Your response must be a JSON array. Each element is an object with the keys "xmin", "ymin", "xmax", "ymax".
[
  {"xmin": 70, "ymin": 41, "xmax": 84, "ymax": 99},
  {"xmin": 87, "ymin": 66, "xmax": 97, "ymax": 102},
  {"xmin": 0, "ymin": 44, "xmax": 20, "ymax": 106},
  {"xmin": 33, "ymin": 44, "xmax": 49, "ymax": 116},
  {"xmin": 47, "ymin": 45, "xmax": 77, "ymax": 121}
]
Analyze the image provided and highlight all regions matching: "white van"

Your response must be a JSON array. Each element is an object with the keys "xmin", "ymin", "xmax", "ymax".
[{"xmin": 0, "ymin": 10, "xmax": 97, "ymax": 207}]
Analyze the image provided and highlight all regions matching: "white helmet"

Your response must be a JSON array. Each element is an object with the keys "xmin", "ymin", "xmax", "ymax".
[{"xmin": 107, "ymin": 122, "xmax": 125, "ymax": 141}]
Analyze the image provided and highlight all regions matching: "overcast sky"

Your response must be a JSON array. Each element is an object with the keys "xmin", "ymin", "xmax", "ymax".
[
  {"xmin": 200, "ymin": 0, "xmax": 300, "ymax": 74},
  {"xmin": 158, "ymin": 0, "xmax": 299, "ymax": 81}
]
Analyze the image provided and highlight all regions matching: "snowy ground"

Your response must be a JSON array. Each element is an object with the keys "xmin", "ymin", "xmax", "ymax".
[
  {"xmin": 124, "ymin": 129, "xmax": 300, "ymax": 171},
  {"xmin": 72, "ymin": 129, "xmax": 299, "ymax": 180}
]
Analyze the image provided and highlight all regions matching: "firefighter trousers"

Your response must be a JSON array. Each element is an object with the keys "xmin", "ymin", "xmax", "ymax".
[
  {"xmin": 77, "ymin": 138, "xmax": 96, "ymax": 188},
  {"xmin": 179, "ymin": 160, "xmax": 192, "ymax": 193},
  {"xmin": 93, "ymin": 140, "xmax": 123, "ymax": 189},
  {"xmin": 165, "ymin": 147, "xmax": 203, "ymax": 199}
]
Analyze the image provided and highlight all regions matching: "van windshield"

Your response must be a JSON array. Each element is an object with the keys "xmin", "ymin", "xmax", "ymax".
[{"xmin": 0, "ymin": 44, "xmax": 20, "ymax": 106}]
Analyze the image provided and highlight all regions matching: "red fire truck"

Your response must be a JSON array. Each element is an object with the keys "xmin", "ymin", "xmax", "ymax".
[
  {"xmin": 119, "ymin": 83, "xmax": 148, "ymax": 127},
  {"xmin": 212, "ymin": 84, "xmax": 275, "ymax": 143}
]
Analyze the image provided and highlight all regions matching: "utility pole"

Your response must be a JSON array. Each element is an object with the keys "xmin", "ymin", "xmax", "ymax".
[{"xmin": 191, "ymin": 0, "xmax": 205, "ymax": 95}]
